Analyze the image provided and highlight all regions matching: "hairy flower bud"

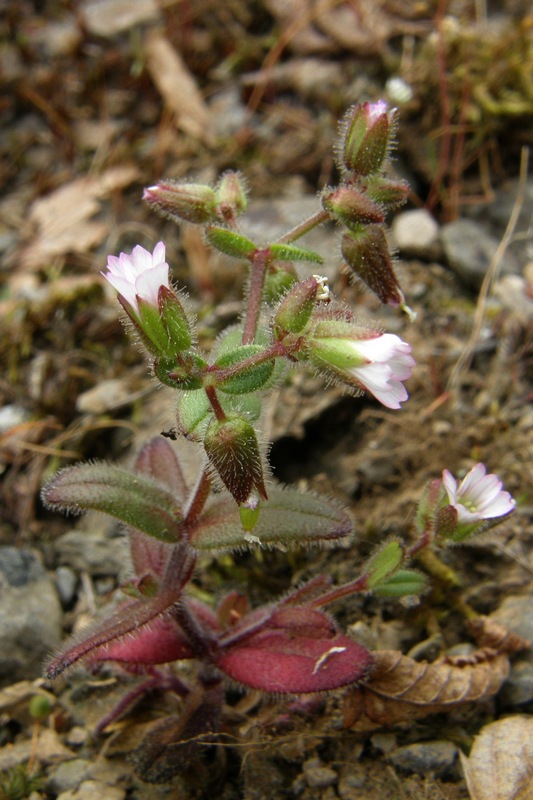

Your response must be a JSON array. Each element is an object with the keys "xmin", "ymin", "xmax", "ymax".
[
  {"xmin": 322, "ymin": 186, "xmax": 384, "ymax": 229},
  {"xmin": 365, "ymin": 175, "xmax": 409, "ymax": 209},
  {"xmin": 143, "ymin": 181, "xmax": 218, "ymax": 224},
  {"xmin": 342, "ymin": 226, "xmax": 403, "ymax": 307},
  {"xmin": 274, "ymin": 276, "xmax": 323, "ymax": 337},
  {"xmin": 204, "ymin": 417, "xmax": 267, "ymax": 506},
  {"xmin": 341, "ymin": 101, "xmax": 393, "ymax": 176},
  {"xmin": 215, "ymin": 171, "xmax": 248, "ymax": 219}
]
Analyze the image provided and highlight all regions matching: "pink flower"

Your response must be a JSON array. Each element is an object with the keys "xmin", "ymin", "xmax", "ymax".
[
  {"xmin": 442, "ymin": 463, "xmax": 516, "ymax": 523},
  {"xmin": 102, "ymin": 242, "xmax": 170, "ymax": 317},
  {"xmin": 348, "ymin": 333, "xmax": 415, "ymax": 409}
]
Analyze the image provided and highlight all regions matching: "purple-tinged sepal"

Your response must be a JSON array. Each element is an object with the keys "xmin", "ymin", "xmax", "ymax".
[{"xmin": 143, "ymin": 181, "xmax": 218, "ymax": 225}]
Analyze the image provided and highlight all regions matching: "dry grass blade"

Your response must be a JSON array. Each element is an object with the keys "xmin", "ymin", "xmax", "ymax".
[{"xmin": 447, "ymin": 146, "xmax": 530, "ymax": 395}]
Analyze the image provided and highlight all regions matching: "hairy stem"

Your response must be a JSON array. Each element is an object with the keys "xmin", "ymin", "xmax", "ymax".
[
  {"xmin": 276, "ymin": 209, "xmax": 329, "ymax": 244},
  {"xmin": 242, "ymin": 249, "xmax": 269, "ymax": 345}
]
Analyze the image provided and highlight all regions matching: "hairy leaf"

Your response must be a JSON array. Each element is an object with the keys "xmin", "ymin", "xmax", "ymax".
[
  {"xmin": 187, "ymin": 485, "xmax": 353, "ymax": 550},
  {"xmin": 269, "ymin": 243, "xmax": 324, "ymax": 264},
  {"xmin": 42, "ymin": 462, "xmax": 183, "ymax": 542},
  {"xmin": 217, "ymin": 629, "xmax": 373, "ymax": 693},
  {"xmin": 130, "ymin": 438, "xmax": 189, "ymax": 577}
]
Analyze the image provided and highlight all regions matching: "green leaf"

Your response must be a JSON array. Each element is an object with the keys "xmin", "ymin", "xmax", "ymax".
[
  {"xmin": 366, "ymin": 540, "xmax": 403, "ymax": 588},
  {"xmin": 205, "ymin": 226, "xmax": 256, "ymax": 259},
  {"xmin": 269, "ymin": 243, "xmax": 324, "ymax": 264},
  {"xmin": 372, "ymin": 569, "xmax": 427, "ymax": 598},
  {"xmin": 215, "ymin": 345, "xmax": 275, "ymax": 394},
  {"xmin": 188, "ymin": 485, "xmax": 353, "ymax": 550},
  {"xmin": 42, "ymin": 463, "xmax": 183, "ymax": 542}
]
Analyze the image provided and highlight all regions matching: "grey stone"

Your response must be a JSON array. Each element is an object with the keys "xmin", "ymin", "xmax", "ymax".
[
  {"xmin": 480, "ymin": 177, "xmax": 533, "ymax": 269},
  {"xmin": 47, "ymin": 759, "xmax": 93, "ymax": 794},
  {"xmin": 57, "ymin": 779, "xmax": 126, "ymax": 800},
  {"xmin": 0, "ymin": 404, "xmax": 30, "ymax": 434},
  {"xmin": 303, "ymin": 757, "xmax": 337, "ymax": 788},
  {"xmin": 391, "ymin": 208, "xmax": 440, "ymax": 259},
  {"xmin": 502, "ymin": 661, "xmax": 533, "ymax": 705},
  {"xmin": 491, "ymin": 595, "xmax": 533, "ymax": 646},
  {"xmin": 440, "ymin": 218, "xmax": 519, "ymax": 289},
  {"xmin": 55, "ymin": 525, "xmax": 128, "ymax": 578},
  {"xmin": 55, "ymin": 566, "xmax": 78, "ymax": 607},
  {"xmin": 0, "ymin": 547, "xmax": 62, "ymax": 685},
  {"xmin": 389, "ymin": 740, "xmax": 458, "ymax": 777}
]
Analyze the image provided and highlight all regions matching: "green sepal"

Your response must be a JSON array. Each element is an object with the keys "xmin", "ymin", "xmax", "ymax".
[
  {"xmin": 176, "ymin": 390, "xmax": 262, "ymax": 439},
  {"xmin": 372, "ymin": 569, "xmax": 427, "ymax": 598},
  {"xmin": 187, "ymin": 485, "xmax": 353, "ymax": 550},
  {"xmin": 136, "ymin": 296, "xmax": 171, "ymax": 356},
  {"xmin": 215, "ymin": 345, "xmax": 275, "ymax": 394},
  {"xmin": 264, "ymin": 268, "xmax": 298, "ymax": 305},
  {"xmin": 42, "ymin": 463, "xmax": 183, "ymax": 543},
  {"xmin": 158, "ymin": 285, "xmax": 192, "ymax": 353},
  {"xmin": 366, "ymin": 540, "xmax": 404, "ymax": 589},
  {"xmin": 269, "ymin": 243, "xmax": 324, "ymax": 264},
  {"xmin": 274, "ymin": 276, "xmax": 319, "ymax": 335},
  {"xmin": 154, "ymin": 353, "xmax": 207, "ymax": 390},
  {"xmin": 205, "ymin": 226, "xmax": 256, "ymax": 259}
]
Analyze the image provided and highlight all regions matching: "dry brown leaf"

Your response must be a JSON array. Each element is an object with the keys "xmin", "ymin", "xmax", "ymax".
[
  {"xmin": 17, "ymin": 165, "xmax": 139, "ymax": 270},
  {"xmin": 345, "ymin": 649, "xmax": 511, "ymax": 728},
  {"xmin": 345, "ymin": 618, "xmax": 529, "ymax": 729},
  {"xmin": 143, "ymin": 31, "xmax": 214, "ymax": 145},
  {"xmin": 460, "ymin": 716, "xmax": 533, "ymax": 800}
]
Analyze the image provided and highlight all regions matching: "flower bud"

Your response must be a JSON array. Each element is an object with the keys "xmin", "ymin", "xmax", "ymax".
[
  {"xmin": 204, "ymin": 416, "xmax": 267, "ymax": 505},
  {"xmin": 215, "ymin": 171, "xmax": 248, "ymax": 219},
  {"xmin": 274, "ymin": 276, "xmax": 322, "ymax": 337},
  {"xmin": 322, "ymin": 186, "xmax": 384, "ymax": 229},
  {"xmin": 341, "ymin": 101, "xmax": 393, "ymax": 176},
  {"xmin": 342, "ymin": 226, "xmax": 403, "ymax": 307},
  {"xmin": 264, "ymin": 266, "xmax": 298, "ymax": 304},
  {"xmin": 365, "ymin": 175, "xmax": 409, "ymax": 209},
  {"xmin": 143, "ymin": 181, "xmax": 217, "ymax": 224}
]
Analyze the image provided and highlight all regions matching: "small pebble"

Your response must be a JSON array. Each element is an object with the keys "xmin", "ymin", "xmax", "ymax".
[
  {"xmin": 303, "ymin": 757, "xmax": 337, "ymax": 788},
  {"xmin": 389, "ymin": 740, "xmax": 458, "ymax": 777},
  {"xmin": 57, "ymin": 780, "xmax": 126, "ymax": 800},
  {"xmin": 392, "ymin": 208, "xmax": 440, "ymax": 259}
]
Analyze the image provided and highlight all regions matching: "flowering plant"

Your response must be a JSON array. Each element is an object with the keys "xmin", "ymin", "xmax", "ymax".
[{"xmin": 41, "ymin": 102, "xmax": 516, "ymax": 783}]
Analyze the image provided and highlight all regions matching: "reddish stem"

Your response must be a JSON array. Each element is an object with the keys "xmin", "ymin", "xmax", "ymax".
[
  {"xmin": 242, "ymin": 249, "xmax": 269, "ymax": 345},
  {"xmin": 205, "ymin": 385, "xmax": 226, "ymax": 422}
]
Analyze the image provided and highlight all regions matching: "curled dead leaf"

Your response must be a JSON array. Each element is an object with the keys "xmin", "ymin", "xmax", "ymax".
[{"xmin": 344, "ymin": 617, "xmax": 529, "ymax": 729}]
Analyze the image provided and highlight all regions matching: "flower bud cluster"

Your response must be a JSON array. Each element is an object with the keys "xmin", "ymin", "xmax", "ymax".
[{"xmin": 321, "ymin": 101, "xmax": 409, "ymax": 311}]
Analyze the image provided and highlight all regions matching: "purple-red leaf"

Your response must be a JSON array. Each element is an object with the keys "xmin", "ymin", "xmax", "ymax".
[
  {"xmin": 89, "ymin": 615, "xmax": 194, "ymax": 666},
  {"xmin": 217, "ymin": 631, "xmax": 373, "ymax": 693}
]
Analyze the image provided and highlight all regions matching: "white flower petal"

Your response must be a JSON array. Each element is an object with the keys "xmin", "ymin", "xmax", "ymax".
[{"xmin": 102, "ymin": 243, "xmax": 170, "ymax": 316}]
